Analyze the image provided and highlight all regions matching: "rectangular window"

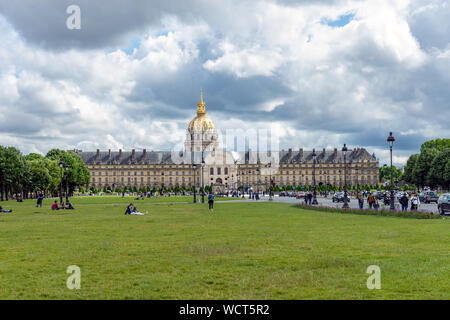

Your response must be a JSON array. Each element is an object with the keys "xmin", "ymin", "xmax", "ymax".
[
  {"xmin": 225, "ymin": 168, "xmax": 228, "ymax": 175},
  {"xmin": 210, "ymin": 168, "xmax": 214, "ymax": 175},
  {"xmin": 217, "ymin": 167, "xmax": 221, "ymax": 175}
]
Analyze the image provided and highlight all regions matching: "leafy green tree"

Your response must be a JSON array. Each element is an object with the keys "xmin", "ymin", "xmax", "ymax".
[
  {"xmin": 420, "ymin": 138, "xmax": 450, "ymax": 152},
  {"xmin": 427, "ymin": 148, "xmax": 450, "ymax": 188},
  {"xmin": 0, "ymin": 146, "xmax": 29, "ymax": 201},
  {"xmin": 24, "ymin": 153, "xmax": 44, "ymax": 161},
  {"xmin": 444, "ymin": 161, "xmax": 450, "ymax": 185},
  {"xmin": 45, "ymin": 149, "xmax": 90, "ymax": 194},
  {"xmin": 412, "ymin": 148, "xmax": 439, "ymax": 188},
  {"xmin": 27, "ymin": 159, "xmax": 52, "ymax": 195},
  {"xmin": 403, "ymin": 154, "xmax": 418, "ymax": 185}
]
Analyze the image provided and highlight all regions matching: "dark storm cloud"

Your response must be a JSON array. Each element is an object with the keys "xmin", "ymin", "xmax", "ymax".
[
  {"xmin": 0, "ymin": 0, "xmax": 204, "ymax": 49},
  {"xmin": 0, "ymin": 0, "xmax": 449, "ymax": 165},
  {"xmin": 408, "ymin": 1, "xmax": 450, "ymax": 50}
]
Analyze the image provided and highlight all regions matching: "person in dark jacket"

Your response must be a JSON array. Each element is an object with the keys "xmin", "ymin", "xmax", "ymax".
[
  {"xmin": 399, "ymin": 194, "xmax": 409, "ymax": 212},
  {"xmin": 36, "ymin": 193, "xmax": 44, "ymax": 208},
  {"xmin": 358, "ymin": 196, "xmax": 364, "ymax": 209},
  {"xmin": 124, "ymin": 203, "xmax": 133, "ymax": 215},
  {"xmin": 208, "ymin": 193, "xmax": 215, "ymax": 211}
]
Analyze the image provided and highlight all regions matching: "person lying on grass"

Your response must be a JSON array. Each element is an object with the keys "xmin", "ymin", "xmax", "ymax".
[
  {"xmin": 124, "ymin": 203, "xmax": 148, "ymax": 215},
  {"xmin": 0, "ymin": 205, "xmax": 12, "ymax": 213}
]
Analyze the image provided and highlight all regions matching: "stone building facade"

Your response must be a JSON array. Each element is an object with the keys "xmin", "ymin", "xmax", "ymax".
[{"xmin": 77, "ymin": 92, "xmax": 379, "ymax": 191}]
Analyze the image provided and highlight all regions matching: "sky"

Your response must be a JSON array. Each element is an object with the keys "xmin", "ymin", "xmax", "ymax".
[{"xmin": 0, "ymin": 0, "xmax": 449, "ymax": 166}]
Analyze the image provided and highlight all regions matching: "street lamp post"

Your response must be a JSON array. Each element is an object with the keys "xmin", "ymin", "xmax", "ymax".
[
  {"xmin": 192, "ymin": 164, "xmax": 197, "ymax": 203},
  {"xmin": 312, "ymin": 149, "xmax": 318, "ymax": 205},
  {"xmin": 342, "ymin": 144, "xmax": 349, "ymax": 208},
  {"xmin": 268, "ymin": 162, "xmax": 273, "ymax": 201},
  {"xmin": 65, "ymin": 164, "xmax": 69, "ymax": 203},
  {"xmin": 387, "ymin": 132, "xmax": 396, "ymax": 210},
  {"xmin": 201, "ymin": 159, "xmax": 205, "ymax": 203},
  {"xmin": 355, "ymin": 165, "xmax": 359, "ymax": 199},
  {"xmin": 59, "ymin": 160, "xmax": 64, "ymax": 205}
]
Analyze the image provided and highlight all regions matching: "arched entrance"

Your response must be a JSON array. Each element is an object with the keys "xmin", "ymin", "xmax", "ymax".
[{"xmin": 216, "ymin": 178, "xmax": 223, "ymax": 184}]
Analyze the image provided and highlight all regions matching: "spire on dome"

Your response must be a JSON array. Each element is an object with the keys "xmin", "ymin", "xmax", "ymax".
[{"xmin": 197, "ymin": 88, "xmax": 206, "ymax": 115}]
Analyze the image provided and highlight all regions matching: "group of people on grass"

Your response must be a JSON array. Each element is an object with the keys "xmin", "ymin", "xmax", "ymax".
[{"xmin": 51, "ymin": 200, "xmax": 74, "ymax": 210}]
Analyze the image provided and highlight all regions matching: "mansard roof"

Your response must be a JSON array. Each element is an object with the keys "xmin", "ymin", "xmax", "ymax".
[
  {"xmin": 76, "ymin": 150, "xmax": 181, "ymax": 165},
  {"xmin": 75, "ymin": 147, "xmax": 377, "ymax": 165}
]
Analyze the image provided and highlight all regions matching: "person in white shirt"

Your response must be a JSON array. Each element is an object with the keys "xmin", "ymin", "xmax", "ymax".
[{"xmin": 411, "ymin": 194, "xmax": 420, "ymax": 210}]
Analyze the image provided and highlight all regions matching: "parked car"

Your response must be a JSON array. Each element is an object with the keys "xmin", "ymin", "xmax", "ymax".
[
  {"xmin": 279, "ymin": 191, "xmax": 287, "ymax": 197},
  {"xmin": 419, "ymin": 191, "xmax": 439, "ymax": 204},
  {"xmin": 437, "ymin": 193, "xmax": 450, "ymax": 215},
  {"xmin": 373, "ymin": 191, "xmax": 385, "ymax": 200},
  {"xmin": 332, "ymin": 192, "xmax": 350, "ymax": 203},
  {"xmin": 296, "ymin": 192, "xmax": 307, "ymax": 199}
]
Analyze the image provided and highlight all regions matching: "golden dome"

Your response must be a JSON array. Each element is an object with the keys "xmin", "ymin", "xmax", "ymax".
[
  {"xmin": 187, "ymin": 89, "xmax": 216, "ymax": 132},
  {"xmin": 188, "ymin": 114, "xmax": 216, "ymax": 131}
]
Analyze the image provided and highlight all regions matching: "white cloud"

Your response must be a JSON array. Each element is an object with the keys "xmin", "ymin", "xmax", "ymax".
[{"xmin": 0, "ymin": 0, "xmax": 448, "ymax": 168}]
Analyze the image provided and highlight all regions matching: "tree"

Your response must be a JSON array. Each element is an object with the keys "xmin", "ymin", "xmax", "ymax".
[
  {"xmin": 427, "ymin": 148, "xmax": 450, "ymax": 188},
  {"xmin": 412, "ymin": 148, "xmax": 439, "ymax": 188},
  {"xmin": 27, "ymin": 159, "xmax": 52, "ymax": 196},
  {"xmin": 45, "ymin": 149, "xmax": 90, "ymax": 194},
  {"xmin": 444, "ymin": 160, "xmax": 450, "ymax": 185},
  {"xmin": 403, "ymin": 154, "xmax": 419, "ymax": 185},
  {"xmin": 420, "ymin": 138, "xmax": 450, "ymax": 152},
  {"xmin": 0, "ymin": 146, "xmax": 29, "ymax": 201}
]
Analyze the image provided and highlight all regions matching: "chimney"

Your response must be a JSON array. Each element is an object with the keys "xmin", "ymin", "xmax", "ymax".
[
  {"xmin": 299, "ymin": 148, "xmax": 303, "ymax": 160},
  {"xmin": 322, "ymin": 148, "xmax": 326, "ymax": 156},
  {"xmin": 108, "ymin": 149, "xmax": 111, "ymax": 157},
  {"xmin": 132, "ymin": 149, "xmax": 135, "ymax": 160},
  {"xmin": 288, "ymin": 148, "xmax": 292, "ymax": 156},
  {"xmin": 334, "ymin": 148, "xmax": 337, "ymax": 157},
  {"xmin": 119, "ymin": 149, "xmax": 122, "ymax": 158},
  {"xmin": 143, "ymin": 149, "xmax": 147, "ymax": 158},
  {"xmin": 96, "ymin": 149, "xmax": 100, "ymax": 158}
]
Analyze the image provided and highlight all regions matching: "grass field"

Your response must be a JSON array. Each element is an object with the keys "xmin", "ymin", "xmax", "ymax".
[{"xmin": 0, "ymin": 197, "xmax": 448, "ymax": 299}]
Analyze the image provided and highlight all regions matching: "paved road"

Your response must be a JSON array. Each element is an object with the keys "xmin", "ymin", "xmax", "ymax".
[{"xmin": 229, "ymin": 194, "xmax": 440, "ymax": 213}]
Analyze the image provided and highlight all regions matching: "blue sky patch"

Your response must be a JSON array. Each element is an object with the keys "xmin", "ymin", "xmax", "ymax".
[
  {"xmin": 122, "ymin": 36, "xmax": 141, "ymax": 55},
  {"xmin": 321, "ymin": 12, "xmax": 355, "ymax": 28}
]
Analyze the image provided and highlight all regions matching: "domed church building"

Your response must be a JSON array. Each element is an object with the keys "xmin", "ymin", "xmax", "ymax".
[{"xmin": 76, "ymin": 90, "xmax": 379, "ymax": 192}]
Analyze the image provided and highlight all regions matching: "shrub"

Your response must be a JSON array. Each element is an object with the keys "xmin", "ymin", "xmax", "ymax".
[{"xmin": 296, "ymin": 204, "xmax": 441, "ymax": 219}]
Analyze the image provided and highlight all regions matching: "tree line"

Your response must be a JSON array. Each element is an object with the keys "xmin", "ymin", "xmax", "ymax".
[
  {"xmin": 0, "ymin": 147, "xmax": 90, "ymax": 201},
  {"xmin": 402, "ymin": 138, "xmax": 450, "ymax": 190}
]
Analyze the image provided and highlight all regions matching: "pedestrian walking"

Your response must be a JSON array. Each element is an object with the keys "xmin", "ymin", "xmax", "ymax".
[
  {"xmin": 36, "ymin": 193, "xmax": 44, "ymax": 208},
  {"xmin": 368, "ymin": 194, "xmax": 374, "ymax": 209},
  {"xmin": 208, "ymin": 193, "xmax": 215, "ymax": 211},
  {"xmin": 410, "ymin": 194, "xmax": 420, "ymax": 211},
  {"xmin": 358, "ymin": 196, "xmax": 364, "ymax": 209},
  {"xmin": 400, "ymin": 193, "xmax": 409, "ymax": 212}
]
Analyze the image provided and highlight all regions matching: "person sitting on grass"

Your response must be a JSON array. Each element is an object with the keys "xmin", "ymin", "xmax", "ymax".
[
  {"xmin": 65, "ymin": 201, "xmax": 74, "ymax": 210},
  {"xmin": 51, "ymin": 201, "xmax": 59, "ymax": 210},
  {"xmin": 124, "ymin": 203, "xmax": 133, "ymax": 215}
]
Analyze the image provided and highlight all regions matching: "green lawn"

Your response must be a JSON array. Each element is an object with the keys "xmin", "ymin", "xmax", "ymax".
[
  {"xmin": 0, "ymin": 198, "xmax": 448, "ymax": 299},
  {"xmin": 0, "ymin": 195, "xmax": 235, "ymax": 206}
]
